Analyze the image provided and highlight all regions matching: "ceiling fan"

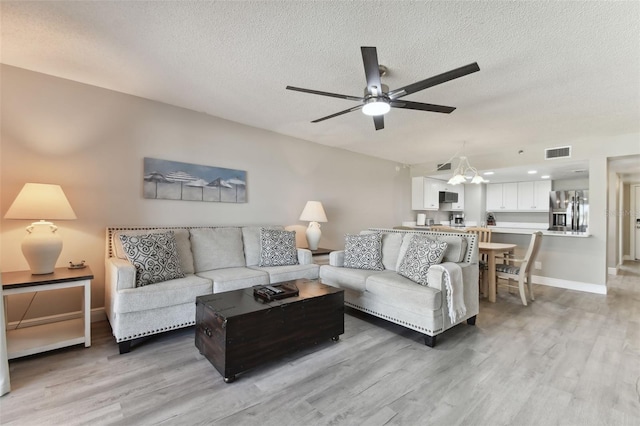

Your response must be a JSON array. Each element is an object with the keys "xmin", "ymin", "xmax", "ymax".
[{"xmin": 286, "ymin": 46, "xmax": 480, "ymax": 131}]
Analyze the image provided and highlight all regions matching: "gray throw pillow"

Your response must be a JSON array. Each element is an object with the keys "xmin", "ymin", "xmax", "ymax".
[
  {"xmin": 343, "ymin": 233, "xmax": 384, "ymax": 271},
  {"xmin": 119, "ymin": 231, "xmax": 185, "ymax": 287},
  {"xmin": 398, "ymin": 235, "xmax": 448, "ymax": 286},
  {"xmin": 259, "ymin": 228, "xmax": 299, "ymax": 267}
]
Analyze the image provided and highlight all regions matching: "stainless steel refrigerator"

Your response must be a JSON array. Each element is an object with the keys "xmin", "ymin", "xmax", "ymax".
[{"xmin": 549, "ymin": 190, "xmax": 589, "ymax": 232}]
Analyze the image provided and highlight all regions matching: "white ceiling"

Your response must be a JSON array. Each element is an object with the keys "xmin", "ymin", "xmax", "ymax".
[
  {"xmin": 427, "ymin": 159, "xmax": 590, "ymax": 184},
  {"xmin": 1, "ymin": 1, "xmax": 639, "ymax": 171}
]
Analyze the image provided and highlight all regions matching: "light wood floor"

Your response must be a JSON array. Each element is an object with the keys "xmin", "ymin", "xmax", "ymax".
[{"xmin": 2, "ymin": 261, "xmax": 639, "ymax": 425}]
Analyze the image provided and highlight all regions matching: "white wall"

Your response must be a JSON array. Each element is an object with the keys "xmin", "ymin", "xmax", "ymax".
[
  {"xmin": 462, "ymin": 184, "xmax": 486, "ymax": 225},
  {"xmin": 0, "ymin": 65, "xmax": 411, "ymax": 320}
]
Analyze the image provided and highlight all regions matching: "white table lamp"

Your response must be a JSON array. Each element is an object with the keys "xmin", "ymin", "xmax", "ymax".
[
  {"xmin": 299, "ymin": 201, "xmax": 327, "ymax": 250},
  {"xmin": 4, "ymin": 183, "xmax": 77, "ymax": 274}
]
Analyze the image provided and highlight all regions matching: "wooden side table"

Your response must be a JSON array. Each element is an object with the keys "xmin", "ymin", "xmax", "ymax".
[
  {"xmin": 2, "ymin": 266, "xmax": 93, "ymax": 359},
  {"xmin": 310, "ymin": 247, "xmax": 332, "ymax": 265}
]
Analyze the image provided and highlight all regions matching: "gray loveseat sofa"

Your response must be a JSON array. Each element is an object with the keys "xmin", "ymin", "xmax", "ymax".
[
  {"xmin": 105, "ymin": 225, "xmax": 319, "ymax": 353},
  {"xmin": 319, "ymin": 228, "xmax": 479, "ymax": 347}
]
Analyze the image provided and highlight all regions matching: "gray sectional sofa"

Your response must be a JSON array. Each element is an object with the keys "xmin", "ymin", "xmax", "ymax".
[
  {"xmin": 319, "ymin": 228, "xmax": 479, "ymax": 347},
  {"xmin": 105, "ymin": 225, "xmax": 319, "ymax": 353}
]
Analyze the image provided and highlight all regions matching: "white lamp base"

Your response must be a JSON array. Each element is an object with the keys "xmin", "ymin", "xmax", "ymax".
[
  {"xmin": 306, "ymin": 221, "xmax": 322, "ymax": 250},
  {"xmin": 21, "ymin": 221, "xmax": 62, "ymax": 275}
]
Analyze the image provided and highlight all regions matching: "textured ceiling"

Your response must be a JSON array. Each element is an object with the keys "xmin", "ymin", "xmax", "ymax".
[{"xmin": 1, "ymin": 1, "xmax": 639, "ymax": 168}]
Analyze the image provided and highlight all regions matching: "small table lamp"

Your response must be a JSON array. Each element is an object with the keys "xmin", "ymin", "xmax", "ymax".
[
  {"xmin": 299, "ymin": 201, "xmax": 328, "ymax": 250},
  {"xmin": 4, "ymin": 183, "xmax": 77, "ymax": 274}
]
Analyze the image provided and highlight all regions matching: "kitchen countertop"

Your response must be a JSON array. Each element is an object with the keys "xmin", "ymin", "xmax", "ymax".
[
  {"xmin": 488, "ymin": 227, "xmax": 590, "ymax": 237},
  {"xmin": 401, "ymin": 224, "xmax": 590, "ymax": 237}
]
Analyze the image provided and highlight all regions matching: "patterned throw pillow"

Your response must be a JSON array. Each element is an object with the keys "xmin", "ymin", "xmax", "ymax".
[
  {"xmin": 258, "ymin": 228, "xmax": 299, "ymax": 267},
  {"xmin": 119, "ymin": 231, "xmax": 185, "ymax": 287},
  {"xmin": 343, "ymin": 233, "xmax": 384, "ymax": 271},
  {"xmin": 398, "ymin": 235, "xmax": 448, "ymax": 286}
]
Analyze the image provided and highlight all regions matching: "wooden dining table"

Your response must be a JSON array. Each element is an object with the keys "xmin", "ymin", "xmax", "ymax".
[{"xmin": 478, "ymin": 242, "xmax": 518, "ymax": 302}]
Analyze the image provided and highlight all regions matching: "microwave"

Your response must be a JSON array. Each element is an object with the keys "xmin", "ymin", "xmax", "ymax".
[{"xmin": 439, "ymin": 191, "xmax": 458, "ymax": 203}]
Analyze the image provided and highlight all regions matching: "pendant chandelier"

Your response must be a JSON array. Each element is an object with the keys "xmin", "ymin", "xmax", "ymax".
[{"xmin": 447, "ymin": 156, "xmax": 488, "ymax": 185}]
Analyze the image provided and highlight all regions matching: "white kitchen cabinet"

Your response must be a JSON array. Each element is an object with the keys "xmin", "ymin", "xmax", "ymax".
[
  {"xmin": 534, "ymin": 180, "xmax": 552, "ymax": 210},
  {"xmin": 517, "ymin": 180, "xmax": 551, "ymax": 211},
  {"xmin": 412, "ymin": 177, "xmax": 444, "ymax": 210},
  {"xmin": 517, "ymin": 182, "xmax": 534, "ymax": 210},
  {"xmin": 486, "ymin": 184, "xmax": 502, "ymax": 211},
  {"xmin": 487, "ymin": 183, "xmax": 518, "ymax": 211}
]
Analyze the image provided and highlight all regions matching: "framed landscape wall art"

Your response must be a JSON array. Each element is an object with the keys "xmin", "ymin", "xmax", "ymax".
[{"xmin": 143, "ymin": 157, "xmax": 247, "ymax": 203}]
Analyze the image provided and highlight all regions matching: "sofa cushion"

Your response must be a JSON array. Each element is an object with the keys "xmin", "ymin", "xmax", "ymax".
[
  {"xmin": 190, "ymin": 227, "xmax": 246, "ymax": 272},
  {"xmin": 360, "ymin": 231, "xmax": 404, "ymax": 271},
  {"xmin": 249, "ymin": 264, "xmax": 319, "ymax": 284},
  {"xmin": 319, "ymin": 265, "xmax": 381, "ymax": 292},
  {"xmin": 114, "ymin": 228, "xmax": 194, "ymax": 274},
  {"xmin": 343, "ymin": 233, "xmax": 384, "ymax": 271},
  {"xmin": 365, "ymin": 271, "xmax": 442, "ymax": 312},
  {"xmin": 397, "ymin": 233, "xmax": 468, "ymax": 268},
  {"xmin": 242, "ymin": 226, "xmax": 285, "ymax": 266},
  {"xmin": 259, "ymin": 228, "xmax": 299, "ymax": 266},
  {"xmin": 435, "ymin": 234, "xmax": 468, "ymax": 263},
  {"xmin": 118, "ymin": 231, "xmax": 185, "ymax": 287},
  {"xmin": 197, "ymin": 267, "xmax": 269, "ymax": 293},
  {"xmin": 113, "ymin": 274, "xmax": 211, "ymax": 313},
  {"xmin": 397, "ymin": 235, "xmax": 447, "ymax": 286}
]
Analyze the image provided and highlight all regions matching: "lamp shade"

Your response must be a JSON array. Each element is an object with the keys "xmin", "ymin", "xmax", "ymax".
[
  {"xmin": 5, "ymin": 183, "xmax": 76, "ymax": 274},
  {"xmin": 299, "ymin": 201, "xmax": 327, "ymax": 223},
  {"xmin": 5, "ymin": 183, "xmax": 76, "ymax": 220}
]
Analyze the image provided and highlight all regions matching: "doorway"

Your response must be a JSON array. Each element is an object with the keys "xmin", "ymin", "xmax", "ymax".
[{"xmin": 635, "ymin": 185, "xmax": 640, "ymax": 260}]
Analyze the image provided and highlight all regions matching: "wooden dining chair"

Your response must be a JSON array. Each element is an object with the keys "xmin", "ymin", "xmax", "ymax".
[
  {"xmin": 466, "ymin": 227, "xmax": 492, "ymax": 244},
  {"xmin": 494, "ymin": 231, "xmax": 543, "ymax": 306},
  {"xmin": 466, "ymin": 227, "xmax": 492, "ymax": 295}
]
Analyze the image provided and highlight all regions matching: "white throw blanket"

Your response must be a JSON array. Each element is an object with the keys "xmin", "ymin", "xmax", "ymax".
[{"xmin": 430, "ymin": 263, "xmax": 466, "ymax": 323}]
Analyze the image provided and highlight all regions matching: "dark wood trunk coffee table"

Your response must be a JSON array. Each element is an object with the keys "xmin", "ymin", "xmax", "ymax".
[{"xmin": 195, "ymin": 279, "xmax": 344, "ymax": 383}]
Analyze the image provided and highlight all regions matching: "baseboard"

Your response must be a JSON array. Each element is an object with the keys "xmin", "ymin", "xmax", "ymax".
[
  {"xmin": 623, "ymin": 255, "xmax": 633, "ymax": 261},
  {"xmin": 7, "ymin": 308, "xmax": 108, "ymax": 329},
  {"xmin": 608, "ymin": 266, "xmax": 619, "ymax": 276},
  {"xmin": 91, "ymin": 307, "xmax": 107, "ymax": 323},
  {"xmin": 7, "ymin": 310, "xmax": 82, "ymax": 329},
  {"xmin": 532, "ymin": 275, "xmax": 607, "ymax": 295}
]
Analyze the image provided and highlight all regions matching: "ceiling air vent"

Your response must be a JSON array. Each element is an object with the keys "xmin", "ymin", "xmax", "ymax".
[
  {"xmin": 437, "ymin": 162, "xmax": 452, "ymax": 171},
  {"xmin": 545, "ymin": 146, "xmax": 571, "ymax": 160}
]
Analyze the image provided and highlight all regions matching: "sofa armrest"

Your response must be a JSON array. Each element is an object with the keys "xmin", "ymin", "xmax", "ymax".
[
  {"xmin": 105, "ymin": 257, "xmax": 136, "ymax": 291},
  {"xmin": 329, "ymin": 250, "xmax": 345, "ymax": 267},
  {"xmin": 297, "ymin": 248, "xmax": 313, "ymax": 265},
  {"xmin": 428, "ymin": 261, "xmax": 479, "ymax": 327},
  {"xmin": 427, "ymin": 262, "xmax": 475, "ymax": 291},
  {"xmin": 427, "ymin": 263, "xmax": 446, "ymax": 291}
]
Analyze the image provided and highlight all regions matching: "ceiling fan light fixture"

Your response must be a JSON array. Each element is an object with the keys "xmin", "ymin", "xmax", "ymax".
[
  {"xmin": 362, "ymin": 98, "xmax": 390, "ymax": 116},
  {"xmin": 287, "ymin": 47, "xmax": 479, "ymax": 130}
]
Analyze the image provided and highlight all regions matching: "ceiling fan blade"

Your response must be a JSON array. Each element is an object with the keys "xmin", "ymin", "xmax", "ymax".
[
  {"xmin": 390, "ymin": 100, "xmax": 456, "ymax": 114},
  {"xmin": 311, "ymin": 105, "xmax": 364, "ymax": 123},
  {"xmin": 286, "ymin": 86, "xmax": 363, "ymax": 102},
  {"xmin": 373, "ymin": 115, "xmax": 384, "ymax": 131},
  {"xmin": 361, "ymin": 47, "xmax": 382, "ymax": 96},
  {"xmin": 388, "ymin": 62, "xmax": 480, "ymax": 99}
]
